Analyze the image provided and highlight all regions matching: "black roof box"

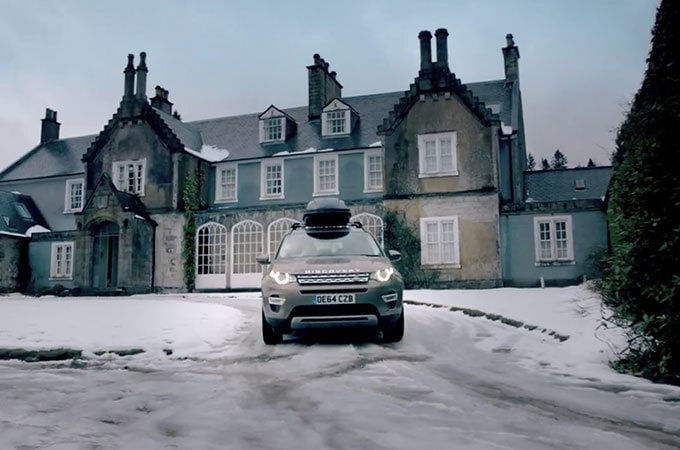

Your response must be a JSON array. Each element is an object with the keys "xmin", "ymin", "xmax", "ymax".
[{"xmin": 303, "ymin": 198, "xmax": 351, "ymax": 227}]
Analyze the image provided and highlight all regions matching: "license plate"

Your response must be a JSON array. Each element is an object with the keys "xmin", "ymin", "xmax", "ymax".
[{"xmin": 314, "ymin": 294, "xmax": 356, "ymax": 305}]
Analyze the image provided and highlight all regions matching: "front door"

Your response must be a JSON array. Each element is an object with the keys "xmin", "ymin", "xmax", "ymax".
[{"xmin": 92, "ymin": 222, "xmax": 119, "ymax": 289}]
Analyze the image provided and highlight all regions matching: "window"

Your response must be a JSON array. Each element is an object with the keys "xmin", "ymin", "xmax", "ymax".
[
  {"xmin": 328, "ymin": 110, "xmax": 346, "ymax": 134},
  {"xmin": 417, "ymin": 132, "xmax": 458, "ymax": 177},
  {"xmin": 313, "ymin": 154, "xmax": 339, "ymax": 196},
  {"xmin": 260, "ymin": 160, "xmax": 284, "ymax": 200},
  {"xmin": 216, "ymin": 163, "xmax": 238, "ymax": 203},
  {"xmin": 364, "ymin": 150, "xmax": 383, "ymax": 192},
  {"xmin": 351, "ymin": 213, "xmax": 384, "ymax": 248},
  {"xmin": 264, "ymin": 117, "xmax": 283, "ymax": 142},
  {"xmin": 50, "ymin": 242, "xmax": 74, "ymax": 279},
  {"xmin": 13, "ymin": 203, "xmax": 32, "ymax": 219},
  {"xmin": 196, "ymin": 222, "xmax": 227, "ymax": 276},
  {"xmin": 112, "ymin": 159, "xmax": 146, "ymax": 195},
  {"xmin": 64, "ymin": 178, "xmax": 84, "ymax": 213},
  {"xmin": 574, "ymin": 179, "xmax": 586, "ymax": 190},
  {"xmin": 268, "ymin": 218, "xmax": 297, "ymax": 257},
  {"xmin": 420, "ymin": 216, "xmax": 460, "ymax": 266},
  {"xmin": 533, "ymin": 216, "xmax": 574, "ymax": 262}
]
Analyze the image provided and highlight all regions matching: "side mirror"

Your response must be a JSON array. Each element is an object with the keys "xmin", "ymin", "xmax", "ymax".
[
  {"xmin": 256, "ymin": 255, "xmax": 271, "ymax": 265},
  {"xmin": 388, "ymin": 250, "xmax": 401, "ymax": 262}
]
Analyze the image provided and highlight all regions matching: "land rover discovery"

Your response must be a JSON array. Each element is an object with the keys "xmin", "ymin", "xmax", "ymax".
[{"xmin": 258, "ymin": 198, "xmax": 404, "ymax": 345}]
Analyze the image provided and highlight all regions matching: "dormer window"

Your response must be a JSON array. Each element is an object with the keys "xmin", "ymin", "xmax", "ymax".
[
  {"xmin": 321, "ymin": 98, "xmax": 355, "ymax": 137},
  {"xmin": 574, "ymin": 179, "xmax": 586, "ymax": 190},
  {"xmin": 265, "ymin": 118, "xmax": 283, "ymax": 141},
  {"xmin": 327, "ymin": 110, "xmax": 347, "ymax": 134},
  {"xmin": 259, "ymin": 105, "xmax": 295, "ymax": 143}
]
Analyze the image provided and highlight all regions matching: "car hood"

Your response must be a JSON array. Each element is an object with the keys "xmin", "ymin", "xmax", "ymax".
[{"xmin": 270, "ymin": 256, "xmax": 393, "ymax": 274}]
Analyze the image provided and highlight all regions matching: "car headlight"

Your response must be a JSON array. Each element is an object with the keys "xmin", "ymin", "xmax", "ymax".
[
  {"xmin": 374, "ymin": 267, "xmax": 394, "ymax": 282},
  {"xmin": 269, "ymin": 270, "xmax": 295, "ymax": 285}
]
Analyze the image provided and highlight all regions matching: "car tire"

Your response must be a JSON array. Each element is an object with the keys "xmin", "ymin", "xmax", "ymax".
[
  {"xmin": 262, "ymin": 311, "xmax": 282, "ymax": 345},
  {"xmin": 382, "ymin": 309, "xmax": 404, "ymax": 343}
]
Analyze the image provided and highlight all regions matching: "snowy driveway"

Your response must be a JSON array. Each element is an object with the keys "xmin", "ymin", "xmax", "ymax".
[{"xmin": 1, "ymin": 291, "xmax": 680, "ymax": 449}]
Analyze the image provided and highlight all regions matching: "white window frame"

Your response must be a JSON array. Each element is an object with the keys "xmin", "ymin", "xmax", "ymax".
[
  {"xmin": 112, "ymin": 159, "xmax": 146, "ymax": 196},
  {"xmin": 267, "ymin": 217, "xmax": 297, "ymax": 258},
  {"xmin": 313, "ymin": 154, "xmax": 339, "ymax": 196},
  {"xmin": 259, "ymin": 117, "xmax": 285, "ymax": 143},
  {"xmin": 417, "ymin": 132, "xmax": 458, "ymax": 178},
  {"xmin": 419, "ymin": 216, "xmax": 460, "ymax": 266},
  {"xmin": 50, "ymin": 242, "xmax": 74, "ymax": 280},
  {"xmin": 321, "ymin": 110, "xmax": 350, "ymax": 137},
  {"xmin": 64, "ymin": 178, "xmax": 85, "ymax": 213},
  {"xmin": 533, "ymin": 215, "xmax": 574, "ymax": 263},
  {"xmin": 215, "ymin": 162, "xmax": 238, "ymax": 203},
  {"xmin": 260, "ymin": 159, "xmax": 284, "ymax": 200},
  {"xmin": 351, "ymin": 213, "xmax": 384, "ymax": 248},
  {"xmin": 363, "ymin": 149, "xmax": 383, "ymax": 193}
]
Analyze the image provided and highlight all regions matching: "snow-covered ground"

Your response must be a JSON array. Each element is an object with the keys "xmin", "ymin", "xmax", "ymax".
[{"xmin": 1, "ymin": 287, "xmax": 679, "ymax": 449}]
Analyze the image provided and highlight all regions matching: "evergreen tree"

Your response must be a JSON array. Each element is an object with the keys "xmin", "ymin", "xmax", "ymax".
[
  {"xmin": 540, "ymin": 158, "xmax": 550, "ymax": 170},
  {"xmin": 526, "ymin": 153, "xmax": 536, "ymax": 170},
  {"xmin": 601, "ymin": 0, "xmax": 680, "ymax": 384},
  {"xmin": 587, "ymin": 158, "xmax": 596, "ymax": 167},
  {"xmin": 551, "ymin": 149, "xmax": 568, "ymax": 169}
]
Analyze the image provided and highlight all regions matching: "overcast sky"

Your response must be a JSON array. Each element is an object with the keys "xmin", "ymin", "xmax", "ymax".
[{"xmin": 0, "ymin": 0, "xmax": 658, "ymax": 171}]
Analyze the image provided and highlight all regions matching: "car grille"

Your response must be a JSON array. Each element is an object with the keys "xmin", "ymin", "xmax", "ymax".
[{"xmin": 296, "ymin": 273, "xmax": 370, "ymax": 285}]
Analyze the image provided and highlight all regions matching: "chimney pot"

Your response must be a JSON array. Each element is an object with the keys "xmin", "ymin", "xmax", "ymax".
[
  {"xmin": 40, "ymin": 108, "xmax": 60, "ymax": 144},
  {"xmin": 505, "ymin": 33, "xmax": 515, "ymax": 47},
  {"xmin": 135, "ymin": 51, "xmax": 148, "ymax": 100},
  {"xmin": 434, "ymin": 28, "xmax": 449, "ymax": 70},
  {"xmin": 330, "ymin": 71, "xmax": 337, "ymax": 79},
  {"xmin": 418, "ymin": 30, "xmax": 433, "ymax": 72},
  {"xmin": 150, "ymin": 85, "xmax": 173, "ymax": 114},
  {"xmin": 313, "ymin": 53, "xmax": 321, "ymax": 64},
  {"xmin": 123, "ymin": 54, "xmax": 136, "ymax": 99}
]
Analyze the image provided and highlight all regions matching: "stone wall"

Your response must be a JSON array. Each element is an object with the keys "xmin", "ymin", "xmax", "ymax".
[
  {"xmin": 152, "ymin": 212, "xmax": 185, "ymax": 291},
  {"xmin": 385, "ymin": 192, "xmax": 502, "ymax": 287},
  {"xmin": 0, "ymin": 236, "xmax": 27, "ymax": 292}
]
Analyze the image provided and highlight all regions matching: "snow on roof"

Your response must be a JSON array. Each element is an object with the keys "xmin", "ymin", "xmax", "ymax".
[
  {"xmin": 273, "ymin": 147, "xmax": 318, "ymax": 156},
  {"xmin": 500, "ymin": 122, "xmax": 513, "ymax": 135},
  {"xmin": 184, "ymin": 144, "xmax": 230, "ymax": 163},
  {"xmin": 25, "ymin": 225, "xmax": 50, "ymax": 237},
  {"xmin": 369, "ymin": 141, "xmax": 382, "ymax": 147}
]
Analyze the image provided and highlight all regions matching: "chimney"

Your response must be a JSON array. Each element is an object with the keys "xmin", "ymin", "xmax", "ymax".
[
  {"xmin": 307, "ymin": 54, "xmax": 343, "ymax": 119},
  {"xmin": 40, "ymin": 108, "xmax": 60, "ymax": 144},
  {"xmin": 418, "ymin": 30, "xmax": 433, "ymax": 73},
  {"xmin": 150, "ymin": 85, "xmax": 173, "ymax": 115},
  {"xmin": 123, "ymin": 54, "xmax": 136, "ymax": 99},
  {"xmin": 135, "ymin": 52, "xmax": 148, "ymax": 100},
  {"xmin": 502, "ymin": 33, "xmax": 520, "ymax": 82},
  {"xmin": 434, "ymin": 28, "xmax": 449, "ymax": 71}
]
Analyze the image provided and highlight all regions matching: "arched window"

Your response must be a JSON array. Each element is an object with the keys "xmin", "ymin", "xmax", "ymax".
[
  {"xmin": 196, "ymin": 222, "xmax": 227, "ymax": 288},
  {"xmin": 351, "ymin": 213, "xmax": 384, "ymax": 248},
  {"xmin": 231, "ymin": 220, "xmax": 264, "ymax": 288},
  {"xmin": 268, "ymin": 218, "xmax": 297, "ymax": 258}
]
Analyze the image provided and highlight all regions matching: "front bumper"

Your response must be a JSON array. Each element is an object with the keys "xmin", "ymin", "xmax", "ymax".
[{"xmin": 262, "ymin": 277, "xmax": 403, "ymax": 333}]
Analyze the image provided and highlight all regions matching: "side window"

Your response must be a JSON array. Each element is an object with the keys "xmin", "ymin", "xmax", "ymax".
[
  {"xmin": 420, "ymin": 216, "xmax": 460, "ymax": 266},
  {"xmin": 260, "ymin": 159, "xmax": 284, "ymax": 200},
  {"xmin": 534, "ymin": 216, "xmax": 574, "ymax": 262},
  {"xmin": 50, "ymin": 242, "xmax": 74, "ymax": 279},
  {"xmin": 313, "ymin": 154, "xmax": 339, "ymax": 196},
  {"xmin": 215, "ymin": 163, "xmax": 238, "ymax": 203},
  {"xmin": 363, "ymin": 149, "xmax": 383, "ymax": 192},
  {"xmin": 417, "ymin": 132, "xmax": 458, "ymax": 177},
  {"xmin": 112, "ymin": 159, "xmax": 146, "ymax": 195},
  {"xmin": 64, "ymin": 178, "xmax": 84, "ymax": 213}
]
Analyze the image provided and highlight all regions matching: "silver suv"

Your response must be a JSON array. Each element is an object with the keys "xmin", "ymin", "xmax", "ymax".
[{"xmin": 258, "ymin": 199, "xmax": 404, "ymax": 345}]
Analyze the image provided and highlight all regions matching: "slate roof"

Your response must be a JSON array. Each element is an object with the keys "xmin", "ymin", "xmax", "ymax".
[
  {"xmin": 466, "ymin": 80, "xmax": 512, "ymax": 127},
  {"xmin": 0, "ymin": 83, "xmax": 511, "ymax": 180},
  {"xmin": 0, "ymin": 190, "xmax": 50, "ymax": 236},
  {"xmin": 524, "ymin": 166, "xmax": 612, "ymax": 203}
]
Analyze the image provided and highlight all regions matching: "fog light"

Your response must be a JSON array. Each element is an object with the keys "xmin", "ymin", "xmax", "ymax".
[
  {"xmin": 382, "ymin": 293, "xmax": 398, "ymax": 303},
  {"xmin": 268, "ymin": 296, "xmax": 286, "ymax": 306}
]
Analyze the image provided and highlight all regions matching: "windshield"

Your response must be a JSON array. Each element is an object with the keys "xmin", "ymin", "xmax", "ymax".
[{"xmin": 277, "ymin": 230, "xmax": 382, "ymax": 258}]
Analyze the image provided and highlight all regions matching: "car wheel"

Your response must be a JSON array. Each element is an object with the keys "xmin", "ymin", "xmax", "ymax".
[
  {"xmin": 382, "ymin": 309, "xmax": 404, "ymax": 343},
  {"xmin": 262, "ymin": 311, "xmax": 282, "ymax": 345}
]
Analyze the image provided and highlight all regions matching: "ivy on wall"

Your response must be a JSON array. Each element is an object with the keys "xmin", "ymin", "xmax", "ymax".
[
  {"xmin": 182, "ymin": 168, "xmax": 204, "ymax": 292},
  {"xmin": 384, "ymin": 211, "xmax": 438, "ymax": 289}
]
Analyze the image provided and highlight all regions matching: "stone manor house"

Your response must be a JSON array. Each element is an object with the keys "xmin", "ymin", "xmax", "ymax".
[{"xmin": 0, "ymin": 29, "xmax": 611, "ymax": 293}]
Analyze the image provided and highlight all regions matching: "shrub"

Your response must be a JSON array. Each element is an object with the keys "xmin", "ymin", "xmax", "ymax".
[{"xmin": 383, "ymin": 211, "xmax": 438, "ymax": 288}]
